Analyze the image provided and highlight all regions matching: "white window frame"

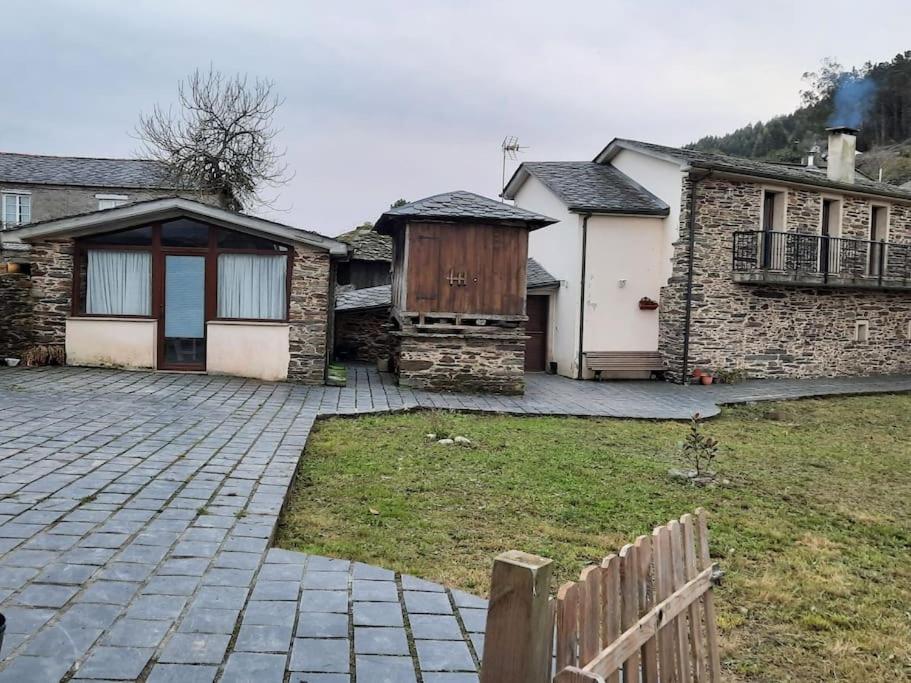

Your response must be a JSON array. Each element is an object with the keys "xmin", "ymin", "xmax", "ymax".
[
  {"xmin": 854, "ymin": 320, "xmax": 869, "ymax": 343},
  {"xmin": 95, "ymin": 193, "xmax": 129, "ymax": 210},
  {"xmin": 1, "ymin": 190, "xmax": 32, "ymax": 228},
  {"xmin": 868, "ymin": 203, "xmax": 890, "ymax": 277},
  {"xmin": 818, "ymin": 195, "xmax": 843, "ymax": 273}
]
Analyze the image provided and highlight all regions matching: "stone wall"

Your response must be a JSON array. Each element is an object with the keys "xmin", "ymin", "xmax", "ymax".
[
  {"xmin": 334, "ymin": 307, "xmax": 390, "ymax": 363},
  {"xmin": 659, "ymin": 175, "xmax": 911, "ymax": 380},
  {"xmin": 287, "ymin": 246, "xmax": 332, "ymax": 384},
  {"xmin": 30, "ymin": 240, "xmax": 74, "ymax": 347},
  {"xmin": 0, "ymin": 272, "xmax": 33, "ymax": 358},
  {"xmin": 394, "ymin": 329, "xmax": 526, "ymax": 394}
]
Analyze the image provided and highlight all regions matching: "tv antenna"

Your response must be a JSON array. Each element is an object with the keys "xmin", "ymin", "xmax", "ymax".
[{"xmin": 500, "ymin": 136, "xmax": 528, "ymax": 200}]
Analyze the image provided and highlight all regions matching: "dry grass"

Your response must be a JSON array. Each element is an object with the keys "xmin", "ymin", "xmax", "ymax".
[{"xmin": 276, "ymin": 395, "xmax": 911, "ymax": 681}]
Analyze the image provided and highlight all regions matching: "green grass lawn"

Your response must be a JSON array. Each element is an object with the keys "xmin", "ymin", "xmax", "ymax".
[{"xmin": 276, "ymin": 395, "xmax": 911, "ymax": 682}]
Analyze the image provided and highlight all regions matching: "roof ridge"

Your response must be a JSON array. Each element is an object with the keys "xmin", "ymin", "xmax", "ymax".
[{"xmin": 0, "ymin": 151, "xmax": 164, "ymax": 164}]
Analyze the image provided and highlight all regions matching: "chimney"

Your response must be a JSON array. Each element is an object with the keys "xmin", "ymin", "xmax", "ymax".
[
  {"xmin": 826, "ymin": 126, "xmax": 858, "ymax": 184},
  {"xmin": 807, "ymin": 144, "xmax": 821, "ymax": 169}
]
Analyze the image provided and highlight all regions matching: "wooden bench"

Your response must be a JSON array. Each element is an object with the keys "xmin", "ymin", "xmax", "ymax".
[{"xmin": 584, "ymin": 351, "xmax": 666, "ymax": 380}]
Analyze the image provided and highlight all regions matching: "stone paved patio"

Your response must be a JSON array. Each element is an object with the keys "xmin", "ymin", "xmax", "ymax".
[{"xmin": 0, "ymin": 365, "xmax": 908, "ymax": 682}]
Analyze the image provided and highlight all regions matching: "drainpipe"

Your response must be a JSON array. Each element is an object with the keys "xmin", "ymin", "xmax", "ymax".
[
  {"xmin": 576, "ymin": 214, "xmax": 591, "ymax": 379},
  {"xmin": 680, "ymin": 170, "xmax": 711, "ymax": 384}
]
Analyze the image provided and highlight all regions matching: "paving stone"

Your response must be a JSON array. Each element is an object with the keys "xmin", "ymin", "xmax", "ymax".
[
  {"xmin": 450, "ymin": 589, "xmax": 488, "ymax": 609},
  {"xmin": 222, "ymin": 653, "xmax": 286, "ymax": 683},
  {"xmin": 97, "ymin": 562, "xmax": 155, "ymax": 582},
  {"xmin": 355, "ymin": 654, "xmax": 418, "ymax": 683},
  {"xmin": 1, "ymin": 606, "xmax": 56, "ymax": 634},
  {"xmin": 234, "ymin": 623, "xmax": 294, "ymax": 653},
  {"xmin": 75, "ymin": 645, "xmax": 154, "ymax": 679},
  {"xmin": 415, "ymin": 640, "xmax": 477, "ymax": 672},
  {"xmin": 300, "ymin": 590, "xmax": 349, "ymax": 613},
  {"xmin": 178, "ymin": 606, "xmax": 240, "ymax": 634},
  {"xmin": 0, "ymin": 565, "xmax": 38, "ymax": 589},
  {"xmin": 103, "ymin": 618, "xmax": 171, "ymax": 647},
  {"xmin": 355, "ymin": 626, "xmax": 410, "ymax": 655},
  {"xmin": 200, "ymin": 567, "xmax": 255, "ymax": 587},
  {"xmin": 296, "ymin": 611, "xmax": 349, "ymax": 638},
  {"xmin": 251, "ymin": 579, "xmax": 301, "ymax": 601},
  {"xmin": 401, "ymin": 575, "xmax": 446, "ymax": 593},
  {"xmin": 404, "ymin": 590, "xmax": 453, "ymax": 615},
  {"xmin": 14, "ymin": 582, "xmax": 78, "ymax": 607},
  {"xmin": 192, "ymin": 585, "xmax": 249, "ymax": 610},
  {"xmin": 308, "ymin": 556, "xmax": 350, "ymax": 572},
  {"xmin": 410, "ymin": 614, "xmax": 465, "ymax": 640},
  {"xmin": 147, "ymin": 663, "xmax": 218, "ymax": 683},
  {"xmin": 352, "ymin": 580, "xmax": 398, "ymax": 602},
  {"xmin": 125, "ymin": 595, "xmax": 187, "ymax": 620},
  {"xmin": 353, "ymin": 601, "xmax": 404, "ymax": 627},
  {"xmin": 80, "ymin": 580, "xmax": 141, "ymax": 605},
  {"xmin": 458, "ymin": 608, "xmax": 487, "ymax": 633},
  {"xmin": 302, "ymin": 571, "xmax": 349, "ymax": 590},
  {"xmin": 257, "ymin": 563, "xmax": 305, "ymax": 582},
  {"xmin": 23, "ymin": 624, "xmax": 103, "ymax": 658},
  {"xmin": 289, "ymin": 637, "xmax": 350, "ymax": 673},
  {"xmin": 352, "ymin": 562, "xmax": 395, "ymax": 581},
  {"xmin": 159, "ymin": 632, "xmax": 231, "ymax": 664},
  {"xmin": 288, "ymin": 675, "xmax": 350, "ymax": 683},
  {"xmin": 142, "ymin": 575, "xmax": 200, "ymax": 596},
  {"xmin": 58, "ymin": 603, "xmax": 122, "ymax": 630},
  {"xmin": 214, "ymin": 551, "xmax": 261, "ymax": 569},
  {"xmin": 36, "ymin": 562, "xmax": 97, "ymax": 585},
  {"xmin": 0, "ymin": 654, "xmax": 74, "ymax": 682},
  {"xmin": 423, "ymin": 674, "xmax": 480, "ymax": 683},
  {"xmin": 242, "ymin": 600, "xmax": 297, "ymax": 626}
]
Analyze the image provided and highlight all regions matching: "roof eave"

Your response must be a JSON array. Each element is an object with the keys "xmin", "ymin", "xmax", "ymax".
[
  {"xmin": 501, "ymin": 165, "xmax": 531, "ymax": 200},
  {"xmin": 12, "ymin": 197, "xmax": 348, "ymax": 255},
  {"xmin": 568, "ymin": 206, "xmax": 670, "ymax": 217}
]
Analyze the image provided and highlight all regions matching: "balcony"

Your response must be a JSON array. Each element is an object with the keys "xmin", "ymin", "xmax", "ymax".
[{"xmin": 732, "ymin": 230, "xmax": 911, "ymax": 291}]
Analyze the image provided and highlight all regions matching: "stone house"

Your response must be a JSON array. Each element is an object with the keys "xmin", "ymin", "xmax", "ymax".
[
  {"xmin": 0, "ymin": 153, "xmax": 347, "ymax": 382},
  {"xmin": 503, "ymin": 127, "xmax": 911, "ymax": 381}
]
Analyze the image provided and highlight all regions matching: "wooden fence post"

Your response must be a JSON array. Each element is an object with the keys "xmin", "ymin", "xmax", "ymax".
[{"xmin": 480, "ymin": 550, "xmax": 554, "ymax": 683}]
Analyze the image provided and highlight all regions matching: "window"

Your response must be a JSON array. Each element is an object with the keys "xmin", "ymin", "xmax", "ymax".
[
  {"xmin": 760, "ymin": 190, "xmax": 786, "ymax": 269},
  {"xmin": 162, "ymin": 218, "xmax": 209, "ymax": 247},
  {"xmin": 854, "ymin": 320, "xmax": 869, "ymax": 343},
  {"xmin": 85, "ymin": 250, "xmax": 152, "ymax": 316},
  {"xmin": 96, "ymin": 194, "xmax": 128, "ymax": 210},
  {"xmin": 217, "ymin": 254, "xmax": 287, "ymax": 319},
  {"xmin": 82, "ymin": 226, "xmax": 153, "ymax": 246},
  {"xmin": 2, "ymin": 192, "xmax": 31, "ymax": 227},
  {"xmin": 868, "ymin": 206, "xmax": 888, "ymax": 276},
  {"xmin": 820, "ymin": 199, "xmax": 841, "ymax": 272}
]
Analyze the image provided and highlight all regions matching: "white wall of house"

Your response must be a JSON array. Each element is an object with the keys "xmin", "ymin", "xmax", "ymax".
[
  {"xmin": 582, "ymin": 215, "xmax": 665, "ymax": 377},
  {"xmin": 65, "ymin": 318, "xmax": 157, "ymax": 369},
  {"xmin": 513, "ymin": 175, "xmax": 583, "ymax": 378},
  {"xmin": 608, "ymin": 149, "xmax": 684, "ymax": 283},
  {"xmin": 206, "ymin": 321, "xmax": 290, "ymax": 381}
]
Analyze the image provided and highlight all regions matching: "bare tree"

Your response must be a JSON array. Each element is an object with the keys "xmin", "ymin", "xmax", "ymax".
[{"xmin": 137, "ymin": 67, "xmax": 289, "ymax": 210}]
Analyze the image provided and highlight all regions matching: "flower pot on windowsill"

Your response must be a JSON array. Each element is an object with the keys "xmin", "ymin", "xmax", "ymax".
[
  {"xmin": 700, "ymin": 375, "xmax": 714, "ymax": 385},
  {"xmin": 638, "ymin": 297, "xmax": 659, "ymax": 311}
]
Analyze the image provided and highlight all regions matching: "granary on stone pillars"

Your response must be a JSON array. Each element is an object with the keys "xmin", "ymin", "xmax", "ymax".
[{"xmin": 374, "ymin": 191, "xmax": 556, "ymax": 394}]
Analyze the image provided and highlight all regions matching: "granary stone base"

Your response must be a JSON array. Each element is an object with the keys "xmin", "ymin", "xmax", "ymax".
[
  {"xmin": 287, "ymin": 247, "xmax": 332, "ymax": 384},
  {"xmin": 0, "ymin": 271, "xmax": 34, "ymax": 358},
  {"xmin": 334, "ymin": 307, "xmax": 391, "ymax": 363},
  {"xmin": 393, "ymin": 329, "xmax": 526, "ymax": 394}
]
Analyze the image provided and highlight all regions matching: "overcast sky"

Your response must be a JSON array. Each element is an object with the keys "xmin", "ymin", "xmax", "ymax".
[{"xmin": 3, "ymin": 1, "xmax": 910, "ymax": 235}]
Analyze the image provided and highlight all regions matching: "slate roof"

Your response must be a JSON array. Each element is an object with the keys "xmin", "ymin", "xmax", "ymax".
[
  {"xmin": 526, "ymin": 258, "xmax": 559, "ymax": 289},
  {"xmin": 0, "ymin": 152, "xmax": 190, "ymax": 190},
  {"xmin": 375, "ymin": 191, "xmax": 556, "ymax": 233},
  {"xmin": 601, "ymin": 139, "xmax": 911, "ymax": 202},
  {"xmin": 512, "ymin": 162, "xmax": 669, "ymax": 215},
  {"xmin": 335, "ymin": 259, "xmax": 558, "ymax": 311},
  {"xmin": 336, "ymin": 224, "xmax": 392, "ymax": 261},
  {"xmin": 336, "ymin": 284, "xmax": 393, "ymax": 311}
]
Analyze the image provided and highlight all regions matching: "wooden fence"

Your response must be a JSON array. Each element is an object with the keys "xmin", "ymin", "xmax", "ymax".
[{"xmin": 480, "ymin": 508, "xmax": 721, "ymax": 683}]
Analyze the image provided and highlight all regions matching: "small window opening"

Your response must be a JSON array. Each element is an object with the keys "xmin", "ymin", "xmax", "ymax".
[{"xmin": 854, "ymin": 321, "xmax": 869, "ymax": 343}]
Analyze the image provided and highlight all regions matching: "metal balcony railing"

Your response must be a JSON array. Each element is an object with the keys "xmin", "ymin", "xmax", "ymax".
[{"xmin": 732, "ymin": 230, "xmax": 911, "ymax": 289}]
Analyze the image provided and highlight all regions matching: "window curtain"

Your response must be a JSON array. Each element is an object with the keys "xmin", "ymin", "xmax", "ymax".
[
  {"xmin": 217, "ymin": 254, "xmax": 287, "ymax": 319},
  {"xmin": 86, "ymin": 250, "xmax": 151, "ymax": 316}
]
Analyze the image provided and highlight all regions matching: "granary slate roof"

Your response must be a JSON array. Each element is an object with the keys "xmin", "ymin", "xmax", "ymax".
[
  {"xmin": 336, "ymin": 224, "xmax": 392, "ymax": 261},
  {"xmin": 335, "ymin": 259, "xmax": 558, "ymax": 311},
  {"xmin": 0, "ymin": 152, "xmax": 188, "ymax": 190},
  {"xmin": 374, "ymin": 190, "xmax": 556, "ymax": 233},
  {"xmin": 508, "ymin": 162, "xmax": 670, "ymax": 215},
  {"xmin": 599, "ymin": 139, "xmax": 911, "ymax": 202}
]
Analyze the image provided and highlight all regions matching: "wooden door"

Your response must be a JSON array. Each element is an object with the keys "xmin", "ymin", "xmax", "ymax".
[{"xmin": 524, "ymin": 295, "xmax": 548, "ymax": 371}]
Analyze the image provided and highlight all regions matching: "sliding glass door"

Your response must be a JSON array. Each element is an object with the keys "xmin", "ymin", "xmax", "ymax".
[{"xmin": 161, "ymin": 254, "xmax": 206, "ymax": 369}]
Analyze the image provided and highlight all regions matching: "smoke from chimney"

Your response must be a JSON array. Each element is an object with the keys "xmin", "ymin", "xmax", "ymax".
[{"xmin": 828, "ymin": 74, "xmax": 876, "ymax": 129}]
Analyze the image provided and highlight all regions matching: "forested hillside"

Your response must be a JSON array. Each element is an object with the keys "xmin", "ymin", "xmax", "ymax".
[{"xmin": 689, "ymin": 53, "xmax": 911, "ymax": 184}]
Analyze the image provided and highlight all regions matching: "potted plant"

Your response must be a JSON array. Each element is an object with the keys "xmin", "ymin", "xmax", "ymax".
[
  {"xmin": 638, "ymin": 296, "xmax": 659, "ymax": 310},
  {"xmin": 700, "ymin": 372, "xmax": 715, "ymax": 385}
]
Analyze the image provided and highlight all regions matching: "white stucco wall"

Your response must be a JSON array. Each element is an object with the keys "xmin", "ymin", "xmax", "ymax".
[
  {"xmin": 608, "ymin": 149, "xmax": 685, "ymax": 283},
  {"xmin": 512, "ymin": 175, "xmax": 582, "ymax": 378},
  {"xmin": 66, "ymin": 318, "xmax": 157, "ymax": 369},
  {"xmin": 581, "ymin": 215, "xmax": 665, "ymax": 376},
  {"xmin": 206, "ymin": 321, "xmax": 290, "ymax": 381}
]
